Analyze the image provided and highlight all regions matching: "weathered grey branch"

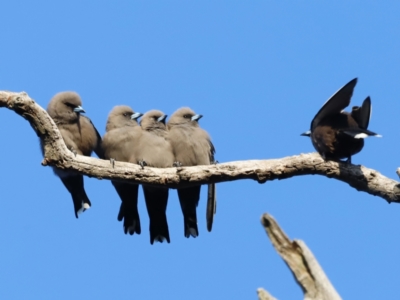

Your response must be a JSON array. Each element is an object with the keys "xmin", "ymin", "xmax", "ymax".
[
  {"xmin": 260, "ymin": 213, "xmax": 341, "ymax": 300},
  {"xmin": 257, "ymin": 288, "xmax": 278, "ymax": 300},
  {"xmin": 1, "ymin": 90, "xmax": 400, "ymax": 203}
]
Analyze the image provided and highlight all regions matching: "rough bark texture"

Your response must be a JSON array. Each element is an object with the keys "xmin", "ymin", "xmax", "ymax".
[
  {"xmin": 1, "ymin": 90, "xmax": 399, "ymax": 204},
  {"xmin": 257, "ymin": 288, "xmax": 278, "ymax": 300},
  {"xmin": 260, "ymin": 214, "xmax": 341, "ymax": 300},
  {"xmin": 257, "ymin": 288, "xmax": 277, "ymax": 300}
]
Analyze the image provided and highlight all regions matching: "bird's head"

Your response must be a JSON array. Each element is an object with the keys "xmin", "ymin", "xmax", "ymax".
[
  {"xmin": 167, "ymin": 107, "xmax": 202, "ymax": 129},
  {"xmin": 140, "ymin": 110, "xmax": 168, "ymax": 131},
  {"xmin": 106, "ymin": 105, "xmax": 143, "ymax": 131},
  {"xmin": 47, "ymin": 91, "xmax": 86, "ymax": 123}
]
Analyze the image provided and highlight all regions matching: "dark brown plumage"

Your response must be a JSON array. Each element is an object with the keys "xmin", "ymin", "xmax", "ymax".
[
  {"xmin": 43, "ymin": 91, "xmax": 103, "ymax": 217},
  {"xmin": 302, "ymin": 78, "xmax": 381, "ymax": 163},
  {"xmin": 139, "ymin": 110, "xmax": 174, "ymax": 244},
  {"xmin": 168, "ymin": 107, "xmax": 216, "ymax": 238},
  {"xmin": 102, "ymin": 106, "xmax": 143, "ymax": 235}
]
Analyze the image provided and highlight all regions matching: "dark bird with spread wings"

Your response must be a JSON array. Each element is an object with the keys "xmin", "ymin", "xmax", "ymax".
[{"xmin": 302, "ymin": 78, "xmax": 381, "ymax": 163}]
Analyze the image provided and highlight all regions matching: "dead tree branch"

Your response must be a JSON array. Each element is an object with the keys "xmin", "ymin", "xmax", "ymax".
[
  {"xmin": 260, "ymin": 213, "xmax": 341, "ymax": 300},
  {"xmin": 1, "ymin": 90, "xmax": 399, "ymax": 203},
  {"xmin": 257, "ymin": 288, "xmax": 278, "ymax": 300}
]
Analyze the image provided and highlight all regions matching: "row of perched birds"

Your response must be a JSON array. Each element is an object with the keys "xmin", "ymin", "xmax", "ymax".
[
  {"xmin": 42, "ymin": 77, "xmax": 380, "ymax": 244},
  {"xmin": 43, "ymin": 94, "xmax": 216, "ymax": 244}
]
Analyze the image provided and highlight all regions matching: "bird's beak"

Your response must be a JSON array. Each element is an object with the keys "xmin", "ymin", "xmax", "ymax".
[
  {"xmin": 131, "ymin": 112, "xmax": 143, "ymax": 120},
  {"xmin": 157, "ymin": 115, "xmax": 167, "ymax": 123},
  {"xmin": 300, "ymin": 130, "xmax": 311, "ymax": 137},
  {"xmin": 191, "ymin": 114, "xmax": 203, "ymax": 122},
  {"xmin": 73, "ymin": 106, "xmax": 85, "ymax": 113}
]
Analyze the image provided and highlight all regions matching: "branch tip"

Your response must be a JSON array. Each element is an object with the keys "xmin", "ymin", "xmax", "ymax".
[
  {"xmin": 260, "ymin": 214, "xmax": 271, "ymax": 227},
  {"xmin": 260, "ymin": 213, "xmax": 342, "ymax": 300}
]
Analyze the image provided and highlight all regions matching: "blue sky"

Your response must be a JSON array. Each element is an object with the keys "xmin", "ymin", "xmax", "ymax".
[{"xmin": 1, "ymin": 1, "xmax": 400, "ymax": 299}]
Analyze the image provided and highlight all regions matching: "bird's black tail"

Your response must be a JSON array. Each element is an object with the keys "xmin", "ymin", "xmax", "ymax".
[
  {"xmin": 60, "ymin": 174, "xmax": 91, "ymax": 218},
  {"xmin": 206, "ymin": 183, "xmax": 216, "ymax": 232},
  {"xmin": 142, "ymin": 186, "xmax": 170, "ymax": 244},
  {"xmin": 114, "ymin": 182, "xmax": 141, "ymax": 235},
  {"xmin": 149, "ymin": 213, "xmax": 170, "ymax": 244},
  {"xmin": 118, "ymin": 202, "xmax": 141, "ymax": 235},
  {"xmin": 177, "ymin": 186, "xmax": 201, "ymax": 238}
]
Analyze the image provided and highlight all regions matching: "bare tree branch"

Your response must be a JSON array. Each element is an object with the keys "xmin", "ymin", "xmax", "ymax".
[
  {"xmin": 260, "ymin": 213, "xmax": 341, "ymax": 300},
  {"xmin": 1, "ymin": 90, "xmax": 399, "ymax": 204},
  {"xmin": 257, "ymin": 288, "xmax": 278, "ymax": 300}
]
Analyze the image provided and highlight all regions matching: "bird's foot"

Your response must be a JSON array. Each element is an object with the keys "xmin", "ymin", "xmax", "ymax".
[
  {"xmin": 173, "ymin": 161, "xmax": 184, "ymax": 172},
  {"xmin": 110, "ymin": 158, "xmax": 115, "ymax": 168},
  {"xmin": 173, "ymin": 161, "xmax": 182, "ymax": 167},
  {"xmin": 138, "ymin": 160, "xmax": 147, "ymax": 169},
  {"xmin": 69, "ymin": 147, "xmax": 77, "ymax": 157}
]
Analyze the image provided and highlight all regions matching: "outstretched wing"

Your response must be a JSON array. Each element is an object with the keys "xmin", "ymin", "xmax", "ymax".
[
  {"xmin": 311, "ymin": 78, "xmax": 358, "ymax": 130},
  {"xmin": 358, "ymin": 96, "xmax": 371, "ymax": 129}
]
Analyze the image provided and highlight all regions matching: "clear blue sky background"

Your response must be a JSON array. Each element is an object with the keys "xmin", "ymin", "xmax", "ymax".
[{"xmin": 1, "ymin": 2, "xmax": 399, "ymax": 299}]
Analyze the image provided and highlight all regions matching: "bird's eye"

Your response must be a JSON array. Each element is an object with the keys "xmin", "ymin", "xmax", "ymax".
[
  {"xmin": 123, "ymin": 113, "xmax": 127, "ymax": 117},
  {"xmin": 183, "ymin": 114, "xmax": 191, "ymax": 119},
  {"xmin": 65, "ymin": 103, "xmax": 74, "ymax": 108}
]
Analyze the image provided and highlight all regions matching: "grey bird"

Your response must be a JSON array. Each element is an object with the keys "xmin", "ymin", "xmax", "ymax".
[
  {"xmin": 43, "ymin": 91, "xmax": 103, "ymax": 218},
  {"xmin": 168, "ymin": 107, "xmax": 217, "ymax": 238},
  {"xmin": 102, "ymin": 106, "xmax": 143, "ymax": 235},
  {"xmin": 138, "ymin": 110, "xmax": 174, "ymax": 244},
  {"xmin": 301, "ymin": 78, "xmax": 381, "ymax": 163}
]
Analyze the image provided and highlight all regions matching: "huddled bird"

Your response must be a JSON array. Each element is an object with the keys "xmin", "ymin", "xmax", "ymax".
[
  {"xmin": 302, "ymin": 78, "xmax": 381, "ymax": 163},
  {"xmin": 139, "ymin": 110, "xmax": 174, "ymax": 244},
  {"xmin": 102, "ymin": 106, "xmax": 143, "ymax": 235},
  {"xmin": 168, "ymin": 107, "xmax": 217, "ymax": 238},
  {"xmin": 42, "ymin": 91, "xmax": 103, "ymax": 218}
]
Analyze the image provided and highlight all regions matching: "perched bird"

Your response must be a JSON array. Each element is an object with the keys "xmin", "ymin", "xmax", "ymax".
[
  {"xmin": 102, "ymin": 106, "xmax": 143, "ymax": 235},
  {"xmin": 301, "ymin": 78, "xmax": 381, "ymax": 163},
  {"xmin": 168, "ymin": 107, "xmax": 216, "ymax": 238},
  {"xmin": 138, "ymin": 110, "xmax": 174, "ymax": 244},
  {"xmin": 43, "ymin": 91, "xmax": 103, "ymax": 217}
]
